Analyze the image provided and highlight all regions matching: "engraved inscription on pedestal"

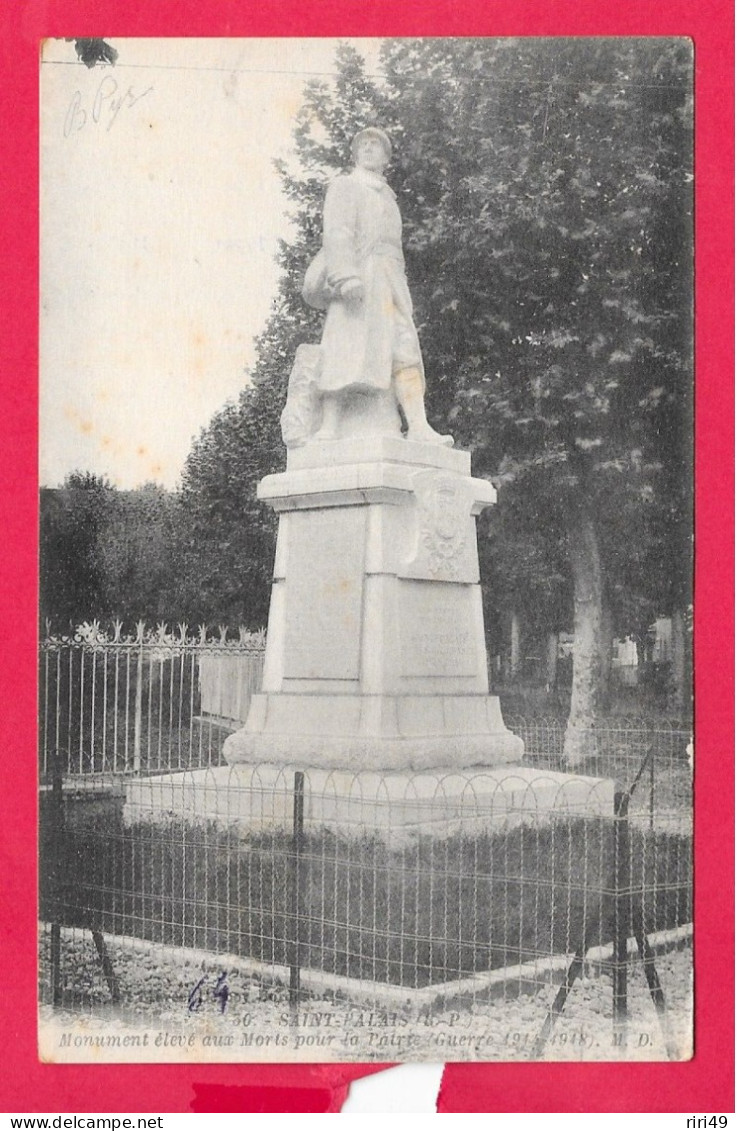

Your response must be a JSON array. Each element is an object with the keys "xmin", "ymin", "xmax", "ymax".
[
  {"xmin": 398, "ymin": 581, "xmax": 478, "ymax": 678},
  {"xmin": 284, "ymin": 508, "xmax": 367, "ymax": 679}
]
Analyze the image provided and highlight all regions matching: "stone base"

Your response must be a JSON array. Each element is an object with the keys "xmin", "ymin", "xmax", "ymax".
[
  {"xmin": 241, "ymin": 438, "xmax": 523, "ymax": 776},
  {"xmin": 124, "ymin": 763, "xmax": 615, "ymax": 842},
  {"xmin": 224, "ymin": 692, "xmax": 522, "ymax": 771},
  {"xmin": 285, "ymin": 434, "xmax": 471, "ymax": 473}
]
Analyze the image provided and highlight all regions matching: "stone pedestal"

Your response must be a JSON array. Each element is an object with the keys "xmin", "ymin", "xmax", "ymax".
[
  {"xmin": 224, "ymin": 436, "xmax": 523, "ymax": 771},
  {"xmin": 126, "ymin": 764, "xmax": 615, "ymax": 844}
]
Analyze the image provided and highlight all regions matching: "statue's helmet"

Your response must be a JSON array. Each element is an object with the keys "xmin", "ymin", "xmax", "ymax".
[{"xmin": 350, "ymin": 127, "xmax": 392, "ymax": 162}]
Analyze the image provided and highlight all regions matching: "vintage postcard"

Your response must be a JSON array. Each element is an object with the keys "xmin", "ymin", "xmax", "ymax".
[{"xmin": 38, "ymin": 35, "xmax": 696, "ymax": 1068}]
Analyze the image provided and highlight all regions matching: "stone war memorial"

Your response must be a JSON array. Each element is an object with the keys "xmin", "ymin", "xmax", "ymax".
[
  {"xmin": 132, "ymin": 127, "xmax": 615, "ymax": 838},
  {"xmin": 127, "ymin": 126, "xmax": 616, "ymax": 1008},
  {"xmin": 226, "ymin": 130, "xmax": 523, "ymax": 778},
  {"xmin": 215, "ymin": 128, "xmax": 610, "ymax": 830}
]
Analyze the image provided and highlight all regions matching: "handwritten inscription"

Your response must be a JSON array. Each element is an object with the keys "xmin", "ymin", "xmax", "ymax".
[
  {"xmin": 64, "ymin": 76, "xmax": 153, "ymax": 137},
  {"xmin": 188, "ymin": 970, "xmax": 230, "ymax": 1014}
]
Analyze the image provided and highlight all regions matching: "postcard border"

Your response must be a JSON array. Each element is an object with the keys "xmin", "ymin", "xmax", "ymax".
[{"xmin": 2, "ymin": 0, "xmax": 732, "ymax": 1114}]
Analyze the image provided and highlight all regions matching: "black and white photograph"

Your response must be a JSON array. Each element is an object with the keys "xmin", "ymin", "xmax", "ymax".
[{"xmin": 39, "ymin": 36, "xmax": 694, "ymax": 1064}]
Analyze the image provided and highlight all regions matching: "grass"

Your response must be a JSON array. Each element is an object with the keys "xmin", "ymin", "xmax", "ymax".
[{"xmin": 40, "ymin": 794, "xmax": 693, "ymax": 989}]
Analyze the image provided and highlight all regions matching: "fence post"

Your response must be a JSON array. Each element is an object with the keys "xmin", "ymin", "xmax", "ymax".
[
  {"xmin": 289, "ymin": 771, "xmax": 305, "ymax": 1015},
  {"xmin": 133, "ymin": 638, "xmax": 143, "ymax": 773},
  {"xmin": 49, "ymin": 749, "xmax": 65, "ymax": 1007},
  {"xmin": 612, "ymin": 790, "xmax": 630, "ymax": 1047},
  {"xmin": 647, "ymin": 718, "xmax": 656, "ymax": 830}
]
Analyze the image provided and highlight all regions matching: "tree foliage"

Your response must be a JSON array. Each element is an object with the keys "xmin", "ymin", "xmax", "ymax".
[
  {"xmin": 40, "ymin": 472, "xmax": 116, "ymax": 627},
  {"xmin": 380, "ymin": 38, "xmax": 692, "ymax": 607},
  {"xmin": 376, "ymin": 38, "xmax": 693, "ymax": 741},
  {"xmin": 95, "ymin": 483, "xmax": 182, "ymax": 623},
  {"xmin": 40, "ymin": 475, "xmax": 184, "ymax": 629},
  {"xmin": 175, "ymin": 39, "xmax": 693, "ymax": 732},
  {"xmin": 177, "ymin": 44, "xmax": 390, "ymax": 628}
]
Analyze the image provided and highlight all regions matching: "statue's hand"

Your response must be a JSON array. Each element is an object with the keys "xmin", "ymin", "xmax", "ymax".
[{"xmin": 340, "ymin": 278, "xmax": 364, "ymax": 306}]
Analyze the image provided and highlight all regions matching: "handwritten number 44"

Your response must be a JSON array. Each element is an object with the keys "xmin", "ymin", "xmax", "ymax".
[{"xmin": 188, "ymin": 972, "xmax": 230, "ymax": 1014}]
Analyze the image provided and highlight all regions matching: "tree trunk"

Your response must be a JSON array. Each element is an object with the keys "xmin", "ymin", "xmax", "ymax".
[
  {"xmin": 564, "ymin": 500, "xmax": 604, "ymax": 767},
  {"xmin": 545, "ymin": 632, "xmax": 558, "ymax": 691},
  {"xmin": 599, "ymin": 599, "xmax": 613, "ymax": 712},
  {"xmin": 509, "ymin": 611, "xmax": 521, "ymax": 681}
]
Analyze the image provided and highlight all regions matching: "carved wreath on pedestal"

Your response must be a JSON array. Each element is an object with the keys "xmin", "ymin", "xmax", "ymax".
[{"xmin": 417, "ymin": 473, "xmax": 468, "ymax": 581}]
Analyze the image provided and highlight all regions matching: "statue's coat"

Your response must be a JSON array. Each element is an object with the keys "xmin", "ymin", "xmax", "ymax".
[{"xmin": 313, "ymin": 167, "xmax": 424, "ymax": 394}]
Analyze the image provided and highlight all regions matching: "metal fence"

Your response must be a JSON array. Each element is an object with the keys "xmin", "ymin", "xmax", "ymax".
[
  {"xmin": 39, "ymin": 756, "xmax": 692, "ymax": 1061},
  {"xmin": 39, "ymin": 627, "xmax": 692, "ymax": 803},
  {"xmin": 507, "ymin": 715, "xmax": 693, "ymax": 831},
  {"xmin": 39, "ymin": 622, "xmax": 265, "ymax": 778},
  {"xmin": 38, "ymin": 626, "xmax": 693, "ymax": 1061}
]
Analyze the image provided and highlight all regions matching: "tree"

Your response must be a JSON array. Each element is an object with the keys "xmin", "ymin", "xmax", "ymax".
[
  {"xmin": 177, "ymin": 44, "xmax": 389, "ymax": 626},
  {"xmin": 40, "ymin": 472, "xmax": 116, "ymax": 628},
  {"xmin": 40, "ymin": 474, "xmax": 187, "ymax": 630},
  {"xmin": 177, "ymin": 398, "xmax": 279, "ymax": 628},
  {"xmin": 95, "ymin": 483, "xmax": 184, "ymax": 625},
  {"xmin": 377, "ymin": 38, "xmax": 692, "ymax": 755},
  {"xmin": 179, "ymin": 39, "xmax": 693, "ymax": 752},
  {"xmin": 478, "ymin": 482, "xmax": 571, "ymax": 681}
]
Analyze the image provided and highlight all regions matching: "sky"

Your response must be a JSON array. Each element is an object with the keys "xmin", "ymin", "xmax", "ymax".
[{"xmin": 40, "ymin": 37, "xmax": 383, "ymax": 489}]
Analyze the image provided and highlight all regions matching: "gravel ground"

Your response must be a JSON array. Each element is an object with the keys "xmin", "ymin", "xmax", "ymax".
[{"xmin": 39, "ymin": 931, "xmax": 692, "ymax": 1063}]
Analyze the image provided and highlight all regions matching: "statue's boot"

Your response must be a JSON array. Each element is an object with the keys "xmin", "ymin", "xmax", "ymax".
[{"xmin": 395, "ymin": 367, "xmax": 454, "ymax": 447}]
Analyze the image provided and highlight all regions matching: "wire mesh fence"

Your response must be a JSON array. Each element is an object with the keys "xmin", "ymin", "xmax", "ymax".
[
  {"xmin": 38, "ymin": 625, "xmax": 693, "ymax": 1061},
  {"xmin": 507, "ymin": 715, "xmax": 693, "ymax": 832},
  {"xmin": 39, "ymin": 628, "xmax": 693, "ymax": 816},
  {"xmin": 39, "ymin": 754, "xmax": 693, "ymax": 1062}
]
